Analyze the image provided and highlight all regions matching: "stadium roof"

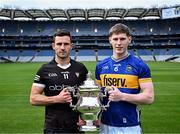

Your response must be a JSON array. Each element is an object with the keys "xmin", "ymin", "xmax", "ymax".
[
  {"xmin": 0, "ymin": 0, "xmax": 179, "ymax": 20},
  {"xmin": 0, "ymin": 7, "xmax": 164, "ymax": 20}
]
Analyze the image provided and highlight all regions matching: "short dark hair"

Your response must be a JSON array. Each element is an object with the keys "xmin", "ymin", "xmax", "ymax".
[
  {"xmin": 53, "ymin": 29, "xmax": 72, "ymax": 42},
  {"xmin": 109, "ymin": 23, "xmax": 131, "ymax": 37}
]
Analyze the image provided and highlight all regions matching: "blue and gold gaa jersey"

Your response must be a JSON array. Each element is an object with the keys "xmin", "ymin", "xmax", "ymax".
[{"xmin": 95, "ymin": 54, "xmax": 152, "ymax": 127}]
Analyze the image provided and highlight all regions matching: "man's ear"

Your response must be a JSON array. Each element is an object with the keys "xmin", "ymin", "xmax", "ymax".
[
  {"xmin": 52, "ymin": 43, "xmax": 55, "ymax": 50},
  {"xmin": 71, "ymin": 43, "xmax": 73, "ymax": 49},
  {"xmin": 109, "ymin": 36, "xmax": 112, "ymax": 44},
  {"xmin": 128, "ymin": 36, "xmax": 132, "ymax": 43}
]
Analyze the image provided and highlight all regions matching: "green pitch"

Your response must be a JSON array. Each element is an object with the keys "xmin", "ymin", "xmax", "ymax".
[{"xmin": 0, "ymin": 61, "xmax": 180, "ymax": 133}]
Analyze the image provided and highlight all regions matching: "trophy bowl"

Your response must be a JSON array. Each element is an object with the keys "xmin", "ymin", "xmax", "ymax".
[
  {"xmin": 78, "ymin": 77, "xmax": 100, "ymax": 132},
  {"xmin": 67, "ymin": 73, "xmax": 100, "ymax": 132},
  {"xmin": 67, "ymin": 73, "xmax": 112, "ymax": 132},
  {"xmin": 77, "ymin": 86, "xmax": 113, "ymax": 132}
]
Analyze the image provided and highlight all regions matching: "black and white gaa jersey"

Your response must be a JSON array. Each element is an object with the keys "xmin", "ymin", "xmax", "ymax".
[{"xmin": 33, "ymin": 59, "xmax": 88, "ymax": 111}]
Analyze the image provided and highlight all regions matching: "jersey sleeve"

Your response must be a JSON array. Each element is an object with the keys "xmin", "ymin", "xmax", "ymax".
[
  {"xmin": 78, "ymin": 63, "xmax": 88, "ymax": 86},
  {"xmin": 33, "ymin": 66, "xmax": 46, "ymax": 88},
  {"xmin": 138, "ymin": 62, "xmax": 152, "ymax": 83},
  {"xmin": 82, "ymin": 64, "xmax": 88, "ymax": 82},
  {"xmin": 95, "ymin": 64, "xmax": 101, "ymax": 86}
]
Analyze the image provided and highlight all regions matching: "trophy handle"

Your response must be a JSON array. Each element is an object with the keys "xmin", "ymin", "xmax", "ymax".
[
  {"xmin": 66, "ymin": 86, "xmax": 82, "ymax": 110},
  {"xmin": 70, "ymin": 95, "xmax": 82, "ymax": 110},
  {"xmin": 98, "ymin": 86, "xmax": 114, "ymax": 111},
  {"xmin": 97, "ymin": 95, "xmax": 111, "ymax": 111}
]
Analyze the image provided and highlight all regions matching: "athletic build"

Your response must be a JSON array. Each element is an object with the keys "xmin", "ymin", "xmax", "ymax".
[
  {"xmin": 30, "ymin": 30, "xmax": 88, "ymax": 133},
  {"xmin": 95, "ymin": 23, "xmax": 154, "ymax": 134}
]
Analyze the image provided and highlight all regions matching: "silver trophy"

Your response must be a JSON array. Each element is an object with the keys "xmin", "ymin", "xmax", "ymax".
[{"xmin": 67, "ymin": 72, "xmax": 112, "ymax": 131}]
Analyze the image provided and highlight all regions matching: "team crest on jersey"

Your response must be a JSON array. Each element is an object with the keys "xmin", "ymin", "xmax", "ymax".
[
  {"xmin": 126, "ymin": 65, "xmax": 132, "ymax": 72},
  {"xmin": 75, "ymin": 72, "xmax": 80, "ymax": 77}
]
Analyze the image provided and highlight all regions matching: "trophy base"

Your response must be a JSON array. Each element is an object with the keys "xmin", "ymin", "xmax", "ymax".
[
  {"xmin": 81, "ymin": 125, "xmax": 98, "ymax": 131},
  {"xmin": 80, "ymin": 120, "xmax": 99, "ymax": 131}
]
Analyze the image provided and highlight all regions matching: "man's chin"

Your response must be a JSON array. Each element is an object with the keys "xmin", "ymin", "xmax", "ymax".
[
  {"xmin": 116, "ymin": 51, "xmax": 124, "ymax": 54},
  {"xmin": 57, "ymin": 55, "xmax": 68, "ymax": 59}
]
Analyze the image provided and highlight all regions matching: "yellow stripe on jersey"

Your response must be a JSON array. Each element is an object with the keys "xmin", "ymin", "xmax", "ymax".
[
  {"xmin": 100, "ymin": 74, "xmax": 139, "ymax": 89},
  {"xmin": 95, "ymin": 79, "xmax": 102, "ymax": 86},
  {"xmin": 139, "ymin": 78, "xmax": 152, "ymax": 83}
]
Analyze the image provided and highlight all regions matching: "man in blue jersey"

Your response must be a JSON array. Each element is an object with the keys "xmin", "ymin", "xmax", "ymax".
[{"xmin": 95, "ymin": 23, "xmax": 154, "ymax": 134}]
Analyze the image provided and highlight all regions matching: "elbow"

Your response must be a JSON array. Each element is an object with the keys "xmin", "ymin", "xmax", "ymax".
[
  {"xmin": 148, "ymin": 99, "xmax": 154, "ymax": 105},
  {"xmin": 29, "ymin": 96, "xmax": 37, "ymax": 106},
  {"xmin": 147, "ymin": 95, "xmax": 154, "ymax": 105}
]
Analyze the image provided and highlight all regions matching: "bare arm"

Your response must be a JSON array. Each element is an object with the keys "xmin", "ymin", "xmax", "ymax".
[
  {"xmin": 108, "ymin": 82, "xmax": 154, "ymax": 105},
  {"xmin": 30, "ymin": 85, "xmax": 72, "ymax": 106}
]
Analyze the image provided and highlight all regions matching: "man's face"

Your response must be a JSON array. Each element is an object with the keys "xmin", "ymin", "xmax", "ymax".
[
  {"xmin": 109, "ymin": 33, "xmax": 131, "ymax": 56},
  {"xmin": 52, "ymin": 36, "xmax": 72, "ymax": 59}
]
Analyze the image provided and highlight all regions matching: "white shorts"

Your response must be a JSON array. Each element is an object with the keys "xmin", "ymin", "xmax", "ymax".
[{"xmin": 100, "ymin": 123, "xmax": 142, "ymax": 134}]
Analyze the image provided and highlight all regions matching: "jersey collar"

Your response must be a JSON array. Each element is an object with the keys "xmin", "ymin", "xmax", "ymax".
[
  {"xmin": 111, "ymin": 53, "xmax": 130, "ymax": 62},
  {"xmin": 57, "ymin": 63, "xmax": 71, "ymax": 69},
  {"xmin": 52, "ymin": 58, "xmax": 72, "ymax": 69}
]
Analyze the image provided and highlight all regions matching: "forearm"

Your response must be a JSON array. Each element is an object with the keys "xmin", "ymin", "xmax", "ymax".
[
  {"xmin": 30, "ymin": 94, "xmax": 59, "ymax": 106},
  {"xmin": 121, "ymin": 92, "xmax": 154, "ymax": 105},
  {"xmin": 120, "ymin": 82, "xmax": 154, "ymax": 105}
]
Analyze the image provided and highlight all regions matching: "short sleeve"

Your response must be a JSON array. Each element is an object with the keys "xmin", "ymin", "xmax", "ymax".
[
  {"xmin": 33, "ymin": 66, "xmax": 46, "ymax": 88},
  {"xmin": 95, "ymin": 64, "xmax": 101, "ymax": 86},
  {"xmin": 138, "ymin": 62, "xmax": 152, "ymax": 83}
]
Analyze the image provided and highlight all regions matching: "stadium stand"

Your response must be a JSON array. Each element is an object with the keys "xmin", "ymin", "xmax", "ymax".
[{"xmin": 0, "ymin": 5, "xmax": 180, "ymax": 62}]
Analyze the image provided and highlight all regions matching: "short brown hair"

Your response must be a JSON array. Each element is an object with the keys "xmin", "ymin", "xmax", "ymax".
[
  {"xmin": 53, "ymin": 29, "xmax": 72, "ymax": 42},
  {"xmin": 109, "ymin": 23, "xmax": 131, "ymax": 37}
]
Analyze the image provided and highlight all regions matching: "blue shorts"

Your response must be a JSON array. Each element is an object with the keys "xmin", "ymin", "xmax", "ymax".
[{"xmin": 100, "ymin": 123, "xmax": 142, "ymax": 134}]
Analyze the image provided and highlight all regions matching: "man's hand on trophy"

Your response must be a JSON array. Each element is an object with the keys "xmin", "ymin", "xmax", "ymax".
[
  {"xmin": 93, "ymin": 119, "xmax": 101, "ymax": 127},
  {"xmin": 108, "ymin": 86, "xmax": 124, "ymax": 102},
  {"xmin": 77, "ymin": 115, "xmax": 86, "ymax": 126},
  {"xmin": 54, "ymin": 88, "xmax": 72, "ymax": 103}
]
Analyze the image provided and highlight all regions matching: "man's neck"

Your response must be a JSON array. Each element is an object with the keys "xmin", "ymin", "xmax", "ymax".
[
  {"xmin": 55, "ymin": 56, "xmax": 70, "ymax": 66},
  {"xmin": 112, "ymin": 52, "xmax": 129, "ymax": 61}
]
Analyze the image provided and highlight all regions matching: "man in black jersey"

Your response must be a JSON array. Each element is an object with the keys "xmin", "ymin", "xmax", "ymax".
[{"xmin": 30, "ymin": 29, "xmax": 88, "ymax": 133}]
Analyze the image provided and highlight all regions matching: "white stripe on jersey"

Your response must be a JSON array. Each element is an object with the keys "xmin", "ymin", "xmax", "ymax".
[{"xmin": 33, "ymin": 83, "xmax": 45, "ymax": 88}]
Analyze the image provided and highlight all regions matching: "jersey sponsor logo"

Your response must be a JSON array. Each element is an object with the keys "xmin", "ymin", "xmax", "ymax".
[
  {"xmin": 48, "ymin": 73, "xmax": 58, "ymax": 77},
  {"xmin": 49, "ymin": 84, "xmax": 78, "ymax": 91},
  {"xmin": 102, "ymin": 65, "xmax": 109, "ymax": 70},
  {"xmin": 102, "ymin": 74, "xmax": 126, "ymax": 87},
  {"xmin": 49, "ymin": 84, "xmax": 63, "ymax": 91},
  {"xmin": 100, "ymin": 74, "xmax": 139, "ymax": 88},
  {"xmin": 34, "ymin": 75, "xmax": 40, "ymax": 81}
]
